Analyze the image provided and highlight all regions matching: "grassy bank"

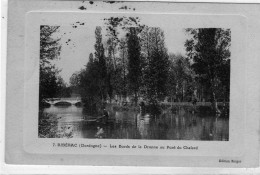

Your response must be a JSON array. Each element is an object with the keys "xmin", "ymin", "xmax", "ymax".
[
  {"xmin": 39, "ymin": 111, "xmax": 75, "ymax": 138},
  {"xmin": 38, "ymin": 112, "xmax": 59, "ymax": 138}
]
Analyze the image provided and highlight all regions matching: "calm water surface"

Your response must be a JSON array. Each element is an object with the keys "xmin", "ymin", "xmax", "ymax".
[{"xmin": 43, "ymin": 104, "xmax": 229, "ymax": 140}]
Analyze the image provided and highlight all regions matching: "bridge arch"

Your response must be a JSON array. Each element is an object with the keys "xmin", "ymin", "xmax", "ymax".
[
  {"xmin": 75, "ymin": 101, "xmax": 82, "ymax": 106},
  {"xmin": 41, "ymin": 101, "xmax": 51, "ymax": 107},
  {"xmin": 54, "ymin": 101, "xmax": 72, "ymax": 106}
]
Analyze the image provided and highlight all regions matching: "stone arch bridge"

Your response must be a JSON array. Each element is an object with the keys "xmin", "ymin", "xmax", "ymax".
[{"xmin": 44, "ymin": 98, "xmax": 82, "ymax": 106}]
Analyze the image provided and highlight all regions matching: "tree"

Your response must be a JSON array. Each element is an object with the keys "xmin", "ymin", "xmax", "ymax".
[
  {"xmin": 56, "ymin": 76, "xmax": 71, "ymax": 97},
  {"xmin": 39, "ymin": 66, "xmax": 60, "ymax": 100},
  {"xmin": 94, "ymin": 26, "xmax": 107, "ymax": 101},
  {"xmin": 105, "ymin": 40, "xmax": 115, "ymax": 102},
  {"xmin": 166, "ymin": 57, "xmax": 177, "ymax": 105},
  {"xmin": 167, "ymin": 54, "xmax": 192, "ymax": 103},
  {"xmin": 79, "ymin": 53, "xmax": 101, "ymax": 114},
  {"xmin": 185, "ymin": 28, "xmax": 231, "ymax": 113},
  {"xmin": 139, "ymin": 26, "xmax": 152, "ymax": 99},
  {"xmin": 103, "ymin": 16, "xmax": 144, "ymax": 103},
  {"xmin": 168, "ymin": 54, "xmax": 194, "ymax": 102},
  {"xmin": 118, "ymin": 38, "xmax": 128, "ymax": 100},
  {"xmin": 143, "ymin": 28, "xmax": 169, "ymax": 105},
  {"xmin": 69, "ymin": 71, "xmax": 82, "ymax": 96},
  {"xmin": 70, "ymin": 72, "xmax": 81, "ymax": 89},
  {"xmin": 127, "ymin": 27, "xmax": 142, "ymax": 105},
  {"xmin": 40, "ymin": 26, "xmax": 61, "ymax": 66},
  {"xmin": 39, "ymin": 25, "xmax": 63, "ymax": 104}
]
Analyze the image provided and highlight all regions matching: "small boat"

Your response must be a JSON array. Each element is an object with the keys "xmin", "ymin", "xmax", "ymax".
[{"xmin": 84, "ymin": 119, "xmax": 98, "ymax": 122}]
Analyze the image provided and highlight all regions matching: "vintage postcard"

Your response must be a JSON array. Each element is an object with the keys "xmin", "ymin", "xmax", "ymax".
[
  {"xmin": 24, "ymin": 11, "xmax": 246, "ymax": 160},
  {"xmin": 5, "ymin": 0, "xmax": 259, "ymax": 168}
]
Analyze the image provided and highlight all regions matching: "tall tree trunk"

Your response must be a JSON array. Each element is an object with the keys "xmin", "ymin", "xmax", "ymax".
[
  {"xmin": 211, "ymin": 92, "xmax": 221, "ymax": 114},
  {"xmin": 171, "ymin": 96, "xmax": 173, "ymax": 108},
  {"xmin": 113, "ymin": 49, "xmax": 116, "ymax": 70},
  {"xmin": 134, "ymin": 91, "xmax": 138, "ymax": 106}
]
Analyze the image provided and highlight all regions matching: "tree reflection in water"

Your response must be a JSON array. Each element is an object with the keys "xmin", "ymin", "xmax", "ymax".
[{"xmin": 42, "ymin": 104, "xmax": 229, "ymax": 140}]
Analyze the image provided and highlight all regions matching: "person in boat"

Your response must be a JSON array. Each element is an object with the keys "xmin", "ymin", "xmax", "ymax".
[
  {"xmin": 103, "ymin": 108, "xmax": 109, "ymax": 123},
  {"xmin": 95, "ymin": 126, "xmax": 104, "ymax": 138}
]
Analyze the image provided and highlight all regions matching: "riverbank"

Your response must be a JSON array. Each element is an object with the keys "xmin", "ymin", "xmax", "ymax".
[{"xmin": 108, "ymin": 101, "xmax": 229, "ymax": 117}]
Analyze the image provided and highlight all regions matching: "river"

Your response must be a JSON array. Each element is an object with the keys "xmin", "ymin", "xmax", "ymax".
[{"xmin": 41, "ymin": 102, "xmax": 229, "ymax": 140}]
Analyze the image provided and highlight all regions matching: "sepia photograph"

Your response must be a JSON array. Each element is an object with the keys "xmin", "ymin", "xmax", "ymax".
[{"xmin": 38, "ymin": 14, "xmax": 230, "ymax": 140}]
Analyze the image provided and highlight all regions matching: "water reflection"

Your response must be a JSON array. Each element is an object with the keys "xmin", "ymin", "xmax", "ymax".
[{"xmin": 42, "ymin": 104, "xmax": 229, "ymax": 140}]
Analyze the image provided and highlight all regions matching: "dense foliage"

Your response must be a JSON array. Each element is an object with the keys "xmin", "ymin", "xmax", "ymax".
[
  {"xmin": 40, "ymin": 20, "xmax": 231, "ymax": 115},
  {"xmin": 185, "ymin": 28, "xmax": 231, "ymax": 111},
  {"xmin": 70, "ymin": 17, "xmax": 231, "ymax": 114},
  {"xmin": 75, "ymin": 18, "xmax": 171, "ymax": 113},
  {"xmin": 40, "ymin": 26, "xmax": 70, "ymax": 106}
]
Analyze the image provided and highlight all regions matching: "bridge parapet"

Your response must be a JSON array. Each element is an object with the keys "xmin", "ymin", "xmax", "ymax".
[{"xmin": 44, "ymin": 98, "xmax": 82, "ymax": 106}]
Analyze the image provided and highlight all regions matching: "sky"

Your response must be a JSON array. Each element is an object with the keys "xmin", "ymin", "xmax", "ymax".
[{"xmin": 50, "ymin": 15, "xmax": 189, "ymax": 85}]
